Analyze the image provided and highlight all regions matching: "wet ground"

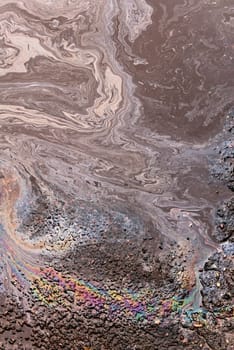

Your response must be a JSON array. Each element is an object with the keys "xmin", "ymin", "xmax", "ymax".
[{"xmin": 0, "ymin": 0, "xmax": 233, "ymax": 349}]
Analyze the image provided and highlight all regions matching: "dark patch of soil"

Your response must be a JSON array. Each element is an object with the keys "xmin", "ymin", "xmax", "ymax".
[
  {"xmin": 0, "ymin": 294, "xmax": 219, "ymax": 350},
  {"xmin": 200, "ymin": 249, "xmax": 234, "ymax": 310},
  {"xmin": 214, "ymin": 198, "xmax": 234, "ymax": 243},
  {"xmin": 211, "ymin": 111, "xmax": 234, "ymax": 191}
]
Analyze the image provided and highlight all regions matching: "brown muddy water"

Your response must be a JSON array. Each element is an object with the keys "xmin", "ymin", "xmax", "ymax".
[{"xmin": 0, "ymin": 1, "xmax": 233, "ymax": 349}]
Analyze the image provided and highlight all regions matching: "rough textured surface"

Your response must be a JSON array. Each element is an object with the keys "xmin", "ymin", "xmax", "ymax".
[
  {"xmin": 214, "ymin": 198, "xmax": 234, "ymax": 243},
  {"xmin": 211, "ymin": 111, "xmax": 234, "ymax": 192},
  {"xmin": 200, "ymin": 250, "xmax": 234, "ymax": 310},
  {"xmin": 0, "ymin": 0, "xmax": 233, "ymax": 349}
]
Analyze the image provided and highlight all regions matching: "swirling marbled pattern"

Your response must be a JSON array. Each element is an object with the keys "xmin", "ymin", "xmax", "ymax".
[{"xmin": 0, "ymin": 0, "xmax": 233, "ymax": 349}]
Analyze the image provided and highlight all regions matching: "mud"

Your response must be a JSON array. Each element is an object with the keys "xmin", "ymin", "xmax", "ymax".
[{"xmin": 0, "ymin": 0, "xmax": 234, "ymax": 349}]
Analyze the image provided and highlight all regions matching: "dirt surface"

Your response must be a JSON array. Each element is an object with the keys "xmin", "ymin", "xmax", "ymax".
[
  {"xmin": 211, "ymin": 110, "xmax": 234, "ymax": 192},
  {"xmin": 214, "ymin": 199, "xmax": 234, "ymax": 243}
]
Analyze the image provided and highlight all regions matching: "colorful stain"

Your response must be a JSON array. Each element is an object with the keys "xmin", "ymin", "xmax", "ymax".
[
  {"xmin": 17, "ymin": 263, "xmax": 234, "ymax": 326},
  {"xmin": 0, "ymin": 172, "xmax": 232, "ymax": 328},
  {"xmin": 0, "ymin": 223, "xmax": 232, "ymax": 328},
  {"xmin": 31, "ymin": 268, "xmax": 188, "ymax": 322},
  {"xmin": 0, "ymin": 218, "xmax": 233, "ymax": 329}
]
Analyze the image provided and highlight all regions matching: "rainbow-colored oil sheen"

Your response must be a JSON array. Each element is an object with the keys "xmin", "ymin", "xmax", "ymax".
[
  {"xmin": 1, "ymin": 213, "xmax": 233, "ymax": 328},
  {"xmin": 1, "ymin": 226, "xmax": 233, "ymax": 328},
  {"xmin": 31, "ymin": 266, "xmax": 193, "ymax": 320},
  {"xmin": 1, "ymin": 227, "xmax": 232, "ymax": 328},
  {"xmin": 28, "ymin": 266, "xmax": 232, "ymax": 326}
]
